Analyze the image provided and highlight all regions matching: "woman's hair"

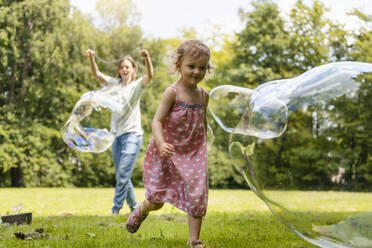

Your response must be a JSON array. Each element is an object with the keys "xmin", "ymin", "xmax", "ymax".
[
  {"xmin": 167, "ymin": 39, "xmax": 216, "ymax": 75},
  {"xmin": 115, "ymin": 55, "xmax": 137, "ymax": 82}
]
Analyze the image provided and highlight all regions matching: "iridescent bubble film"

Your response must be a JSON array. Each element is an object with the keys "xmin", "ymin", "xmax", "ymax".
[
  {"xmin": 209, "ymin": 62, "xmax": 372, "ymax": 248},
  {"xmin": 62, "ymin": 84, "xmax": 135, "ymax": 153},
  {"xmin": 206, "ymin": 124, "xmax": 215, "ymax": 150}
]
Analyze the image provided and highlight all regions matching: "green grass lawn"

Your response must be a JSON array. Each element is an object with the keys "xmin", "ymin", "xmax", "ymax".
[{"xmin": 1, "ymin": 188, "xmax": 369, "ymax": 247}]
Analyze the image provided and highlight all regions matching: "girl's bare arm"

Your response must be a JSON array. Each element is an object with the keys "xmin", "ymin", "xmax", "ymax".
[
  {"xmin": 204, "ymin": 91, "xmax": 209, "ymax": 134},
  {"xmin": 152, "ymin": 87, "xmax": 176, "ymax": 158}
]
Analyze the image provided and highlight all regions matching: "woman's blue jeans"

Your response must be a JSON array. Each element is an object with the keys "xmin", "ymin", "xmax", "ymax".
[{"xmin": 111, "ymin": 133, "xmax": 142, "ymax": 214}]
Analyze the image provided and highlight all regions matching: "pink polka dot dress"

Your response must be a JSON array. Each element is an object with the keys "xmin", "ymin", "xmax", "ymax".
[{"xmin": 143, "ymin": 85, "xmax": 208, "ymax": 217}]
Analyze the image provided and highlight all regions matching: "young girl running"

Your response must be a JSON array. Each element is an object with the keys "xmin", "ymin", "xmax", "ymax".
[{"xmin": 126, "ymin": 40, "xmax": 214, "ymax": 247}]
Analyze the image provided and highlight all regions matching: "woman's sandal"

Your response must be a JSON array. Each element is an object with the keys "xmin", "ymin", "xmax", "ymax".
[
  {"xmin": 187, "ymin": 240, "xmax": 205, "ymax": 247},
  {"xmin": 125, "ymin": 205, "xmax": 148, "ymax": 233}
]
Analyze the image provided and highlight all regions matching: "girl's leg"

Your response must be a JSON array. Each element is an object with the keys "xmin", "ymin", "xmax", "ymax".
[
  {"xmin": 126, "ymin": 199, "xmax": 164, "ymax": 233},
  {"xmin": 188, "ymin": 215, "xmax": 202, "ymax": 244},
  {"xmin": 139, "ymin": 199, "xmax": 164, "ymax": 216}
]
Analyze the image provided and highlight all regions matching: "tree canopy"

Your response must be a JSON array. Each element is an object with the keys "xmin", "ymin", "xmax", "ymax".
[{"xmin": 0, "ymin": 0, "xmax": 371, "ymax": 190}]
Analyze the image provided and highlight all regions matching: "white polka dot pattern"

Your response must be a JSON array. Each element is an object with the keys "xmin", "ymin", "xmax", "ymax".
[{"xmin": 143, "ymin": 88, "xmax": 208, "ymax": 217}]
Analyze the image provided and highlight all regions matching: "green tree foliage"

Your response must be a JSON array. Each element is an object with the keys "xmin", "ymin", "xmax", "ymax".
[
  {"xmin": 216, "ymin": 0, "xmax": 372, "ymax": 190},
  {"xmin": 0, "ymin": 0, "xmax": 75, "ymax": 186},
  {"xmin": 344, "ymin": 12, "xmax": 372, "ymax": 189},
  {"xmin": 0, "ymin": 0, "xmax": 171, "ymax": 187},
  {"xmin": 1, "ymin": 0, "xmax": 371, "ymax": 190},
  {"xmin": 95, "ymin": 0, "xmax": 140, "ymax": 32},
  {"xmin": 231, "ymin": 0, "xmax": 291, "ymax": 87}
]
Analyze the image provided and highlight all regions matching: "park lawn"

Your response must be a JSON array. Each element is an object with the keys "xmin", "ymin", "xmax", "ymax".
[{"xmin": 0, "ymin": 188, "xmax": 369, "ymax": 248}]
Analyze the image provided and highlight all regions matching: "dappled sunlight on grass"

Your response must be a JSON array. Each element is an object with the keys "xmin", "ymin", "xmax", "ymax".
[
  {"xmin": 1, "ymin": 188, "xmax": 371, "ymax": 217},
  {"xmin": 1, "ymin": 188, "xmax": 371, "ymax": 247},
  {"xmin": 0, "ymin": 188, "xmax": 270, "ymax": 217}
]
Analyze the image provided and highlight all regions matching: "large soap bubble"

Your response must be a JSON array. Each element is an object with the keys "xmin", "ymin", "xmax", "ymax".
[
  {"xmin": 62, "ymin": 84, "xmax": 135, "ymax": 153},
  {"xmin": 209, "ymin": 62, "xmax": 372, "ymax": 248}
]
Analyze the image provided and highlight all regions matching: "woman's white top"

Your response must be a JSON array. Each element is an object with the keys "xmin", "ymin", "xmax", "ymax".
[{"xmin": 103, "ymin": 75, "xmax": 145, "ymax": 136}]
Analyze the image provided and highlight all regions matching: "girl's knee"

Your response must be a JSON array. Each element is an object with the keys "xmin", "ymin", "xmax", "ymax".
[
  {"xmin": 151, "ymin": 201, "xmax": 164, "ymax": 210},
  {"xmin": 146, "ymin": 200, "xmax": 164, "ymax": 210},
  {"xmin": 188, "ymin": 214, "xmax": 202, "ymax": 220}
]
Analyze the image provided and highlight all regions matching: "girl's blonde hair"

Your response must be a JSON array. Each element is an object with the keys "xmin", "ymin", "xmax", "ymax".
[
  {"xmin": 115, "ymin": 55, "xmax": 137, "ymax": 82},
  {"xmin": 167, "ymin": 39, "xmax": 216, "ymax": 75}
]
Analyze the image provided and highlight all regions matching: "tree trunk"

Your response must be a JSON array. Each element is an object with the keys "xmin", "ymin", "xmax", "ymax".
[{"xmin": 10, "ymin": 165, "xmax": 25, "ymax": 187}]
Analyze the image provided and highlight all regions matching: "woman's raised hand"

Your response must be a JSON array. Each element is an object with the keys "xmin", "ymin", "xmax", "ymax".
[
  {"xmin": 86, "ymin": 49, "xmax": 95, "ymax": 58},
  {"xmin": 140, "ymin": 49, "xmax": 150, "ymax": 58}
]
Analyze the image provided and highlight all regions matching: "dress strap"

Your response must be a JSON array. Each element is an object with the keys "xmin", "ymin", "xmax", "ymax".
[
  {"xmin": 200, "ymin": 87, "xmax": 206, "ymax": 105},
  {"xmin": 168, "ymin": 84, "xmax": 179, "ymax": 100}
]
